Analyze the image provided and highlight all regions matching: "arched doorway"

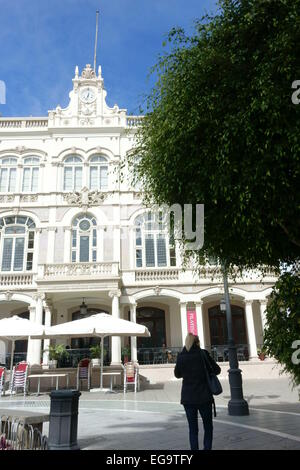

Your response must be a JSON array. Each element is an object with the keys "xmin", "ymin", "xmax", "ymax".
[
  {"xmin": 208, "ymin": 304, "xmax": 248, "ymax": 349},
  {"xmin": 70, "ymin": 308, "xmax": 110, "ymax": 362},
  {"xmin": 136, "ymin": 307, "xmax": 166, "ymax": 348}
]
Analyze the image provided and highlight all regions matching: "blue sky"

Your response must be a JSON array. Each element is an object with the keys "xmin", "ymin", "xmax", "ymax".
[{"xmin": 0, "ymin": 0, "xmax": 217, "ymax": 117}]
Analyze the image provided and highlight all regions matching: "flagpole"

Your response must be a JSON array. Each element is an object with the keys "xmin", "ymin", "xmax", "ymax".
[{"xmin": 93, "ymin": 10, "xmax": 99, "ymax": 72}]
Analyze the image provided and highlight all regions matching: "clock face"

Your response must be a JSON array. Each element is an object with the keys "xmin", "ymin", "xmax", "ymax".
[{"xmin": 80, "ymin": 87, "xmax": 96, "ymax": 104}]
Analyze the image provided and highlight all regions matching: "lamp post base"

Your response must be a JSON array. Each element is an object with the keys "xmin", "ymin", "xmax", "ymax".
[{"xmin": 228, "ymin": 399, "xmax": 249, "ymax": 416}]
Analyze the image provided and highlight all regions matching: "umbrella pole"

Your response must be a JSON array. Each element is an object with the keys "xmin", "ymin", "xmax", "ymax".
[
  {"xmin": 9, "ymin": 340, "xmax": 15, "ymax": 390},
  {"xmin": 100, "ymin": 337, "xmax": 104, "ymax": 389}
]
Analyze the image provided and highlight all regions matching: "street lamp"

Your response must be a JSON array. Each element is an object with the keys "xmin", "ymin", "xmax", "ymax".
[{"xmin": 221, "ymin": 266, "xmax": 249, "ymax": 416}]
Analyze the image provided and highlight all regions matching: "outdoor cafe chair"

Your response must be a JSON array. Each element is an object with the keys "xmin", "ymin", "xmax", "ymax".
[
  {"xmin": 123, "ymin": 361, "xmax": 139, "ymax": 393},
  {"xmin": 0, "ymin": 366, "xmax": 6, "ymax": 396},
  {"xmin": 77, "ymin": 358, "xmax": 91, "ymax": 391},
  {"xmin": 10, "ymin": 361, "xmax": 28, "ymax": 397}
]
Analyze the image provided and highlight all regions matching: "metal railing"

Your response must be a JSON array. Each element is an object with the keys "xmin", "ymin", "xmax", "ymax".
[
  {"xmin": 210, "ymin": 344, "xmax": 249, "ymax": 362},
  {"xmin": 0, "ymin": 416, "xmax": 48, "ymax": 450},
  {"xmin": 57, "ymin": 349, "xmax": 110, "ymax": 368},
  {"xmin": 4, "ymin": 353, "xmax": 27, "ymax": 368},
  {"xmin": 137, "ymin": 347, "xmax": 182, "ymax": 365}
]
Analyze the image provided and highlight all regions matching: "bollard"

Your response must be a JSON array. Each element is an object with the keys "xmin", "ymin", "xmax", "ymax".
[{"xmin": 48, "ymin": 390, "xmax": 81, "ymax": 450}]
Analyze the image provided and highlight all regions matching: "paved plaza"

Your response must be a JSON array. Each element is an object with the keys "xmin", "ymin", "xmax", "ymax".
[{"xmin": 0, "ymin": 376, "xmax": 299, "ymax": 450}]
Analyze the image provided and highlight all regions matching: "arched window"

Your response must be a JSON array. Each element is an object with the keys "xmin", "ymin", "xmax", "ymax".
[
  {"xmin": 71, "ymin": 214, "xmax": 97, "ymax": 263},
  {"xmin": 134, "ymin": 211, "xmax": 176, "ymax": 268},
  {"xmin": 22, "ymin": 157, "xmax": 40, "ymax": 192},
  {"xmin": 89, "ymin": 155, "xmax": 108, "ymax": 190},
  {"xmin": 63, "ymin": 156, "xmax": 83, "ymax": 191},
  {"xmin": 0, "ymin": 216, "xmax": 35, "ymax": 272},
  {"xmin": 0, "ymin": 157, "xmax": 17, "ymax": 193}
]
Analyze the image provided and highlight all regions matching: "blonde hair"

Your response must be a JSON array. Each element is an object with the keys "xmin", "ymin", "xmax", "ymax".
[{"xmin": 185, "ymin": 333, "xmax": 200, "ymax": 351}]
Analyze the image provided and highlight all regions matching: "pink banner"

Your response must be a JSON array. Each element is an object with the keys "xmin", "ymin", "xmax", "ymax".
[{"xmin": 187, "ymin": 309, "xmax": 198, "ymax": 335}]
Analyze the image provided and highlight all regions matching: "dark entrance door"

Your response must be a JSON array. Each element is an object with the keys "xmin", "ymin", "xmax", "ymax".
[
  {"xmin": 136, "ymin": 307, "xmax": 166, "ymax": 349},
  {"xmin": 208, "ymin": 305, "xmax": 247, "ymax": 345}
]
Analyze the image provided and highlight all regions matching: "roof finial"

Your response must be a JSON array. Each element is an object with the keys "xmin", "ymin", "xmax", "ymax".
[{"xmin": 93, "ymin": 10, "xmax": 99, "ymax": 72}]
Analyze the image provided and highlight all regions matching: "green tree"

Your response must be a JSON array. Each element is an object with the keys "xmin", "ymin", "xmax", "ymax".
[
  {"xmin": 263, "ymin": 268, "xmax": 300, "ymax": 386},
  {"xmin": 130, "ymin": 0, "xmax": 300, "ymax": 383},
  {"xmin": 132, "ymin": 0, "xmax": 300, "ymax": 271}
]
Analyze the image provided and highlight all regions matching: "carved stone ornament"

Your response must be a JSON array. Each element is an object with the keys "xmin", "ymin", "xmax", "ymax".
[
  {"xmin": 154, "ymin": 286, "xmax": 161, "ymax": 296},
  {"xmin": 20, "ymin": 195, "xmax": 38, "ymax": 202},
  {"xmin": 81, "ymin": 64, "xmax": 96, "ymax": 79},
  {"xmin": 63, "ymin": 186, "xmax": 106, "ymax": 208},
  {"xmin": 4, "ymin": 291, "xmax": 13, "ymax": 302},
  {"xmin": 0, "ymin": 195, "xmax": 15, "ymax": 203},
  {"xmin": 108, "ymin": 289, "xmax": 122, "ymax": 298}
]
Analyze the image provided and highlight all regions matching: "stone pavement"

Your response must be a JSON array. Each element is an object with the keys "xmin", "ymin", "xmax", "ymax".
[{"xmin": 1, "ymin": 377, "xmax": 299, "ymax": 450}]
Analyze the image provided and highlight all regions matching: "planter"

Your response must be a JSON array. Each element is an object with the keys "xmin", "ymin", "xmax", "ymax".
[
  {"xmin": 91, "ymin": 358, "xmax": 100, "ymax": 366},
  {"xmin": 49, "ymin": 360, "xmax": 57, "ymax": 369},
  {"xmin": 258, "ymin": 353, "xmax": 266, "ymax": 361}
]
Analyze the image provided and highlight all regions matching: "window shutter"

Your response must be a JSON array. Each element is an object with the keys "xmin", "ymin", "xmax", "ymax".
[
  {"xmin": 9, "ymin": 168, "xmax": 17, "ymax": 192},
  {"xmin": 13, "ymin": 238, "xmax": 25, "ymax": 271},
  {"xmin": 90, "ymin": 166, "xmax": 98, "ymax": 190},
  {"xmin": 0, "ymin": 168, "xmax": 8, "ymax": 192},
  {"xmin": 1, "ymin": 238, "xmax": 13, "ymax": 271},
  {"xmin": 145, "ymin": 236, "xmax": 155, "ymax": 267},
  {"xmin": 22, "ymin": 168, "xmax": 31, "ymax": 191},
  {"xmin": 64, "ymin": 167, "xmax": 73, "ymax": 190},
  {"xmin": 31, "ymin": 167, "xmax": 39, "ymax": 191},
  {"xmin": 156, "ymin": 236, "xmax": 167, "ymax": 266},
  {"xmin": 100, "ymin": 166, "xmax": 108, "ymax": 189},
  {"xmin": 74, "ymin": 166, "xmax": 82, "ymax": 190}
]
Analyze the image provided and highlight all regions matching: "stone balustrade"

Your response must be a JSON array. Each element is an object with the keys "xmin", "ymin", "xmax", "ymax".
[
  {"xmin": 39, "ymin": 262, "xmax": 119, "ymax": 279},
  {"xmin": 0, "ymin": 118, "xmax": 48, "ymax": 128},
  {"xmin": 0, "ymin": 273, "xmax": 35, "ymax": 288},
  {"xmin": 126, "ymin": 116, "xmax": 144, "ymax": 127},
  {"xmin": 135, "ymin": 268, "xmax": 179, "ymax": 282}
]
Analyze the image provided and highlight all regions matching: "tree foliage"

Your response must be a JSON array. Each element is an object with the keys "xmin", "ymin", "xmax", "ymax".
[
  {"xmin": 132, "ymin": 0, "xmax": 300, "ymax": 271},
  {"xmin": 263, "ymin": 268, "xmax": 300, "ymax": 386}
]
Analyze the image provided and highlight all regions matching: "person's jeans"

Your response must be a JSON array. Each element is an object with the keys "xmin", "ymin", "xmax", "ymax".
[{"xmin": 184, "ymin": 403, "xmax": 213, "ymax": 450}]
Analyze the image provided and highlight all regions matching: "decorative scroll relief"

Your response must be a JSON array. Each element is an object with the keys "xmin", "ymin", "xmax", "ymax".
[
  {"xmin": 63, "ymin": 186, "xmax": 106, "ymax": 209},
  {"xmin": 0, "ymin": 195, "xmax": 15, "ymax": 203},
  {"xmin": 20, "ymin": 195, "xmax": 38, "ymax": 202}
]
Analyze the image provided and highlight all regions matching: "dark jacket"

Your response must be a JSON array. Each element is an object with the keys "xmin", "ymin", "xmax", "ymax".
[{"xmin": 174, "ymin": 344, "xmax": 221, "ymax": 405}]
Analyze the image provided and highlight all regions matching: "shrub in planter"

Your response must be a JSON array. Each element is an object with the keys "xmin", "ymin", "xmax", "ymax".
[{"xmin": 90, "ymin": 345, "xmax": 106, "ymax": 365}]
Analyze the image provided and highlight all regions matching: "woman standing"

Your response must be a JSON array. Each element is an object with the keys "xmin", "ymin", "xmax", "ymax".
[{"xmin": 174, "ymin": 333, "xmax": 221, "ymax": 450}]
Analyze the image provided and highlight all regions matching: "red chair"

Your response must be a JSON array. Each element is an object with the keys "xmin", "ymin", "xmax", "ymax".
[
  {"xmin": 123, "ymin": 362, "xmax": 139, "ymax": 393},
  {"xmin": 77, "ymin": 358, "xmax": 91, "ymax": 391},
  {"xmin": 0, "ymin": 367, "xmax": 6, "ymax": 396},
  {"xmin": 10, "ymin": 362, "xmax": 28, "ymax": 397}
]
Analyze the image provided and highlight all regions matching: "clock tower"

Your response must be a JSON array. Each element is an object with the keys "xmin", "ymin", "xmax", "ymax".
[{"xmin": 48, "ymin": 63, "xmax": 127, "ymax": 128}]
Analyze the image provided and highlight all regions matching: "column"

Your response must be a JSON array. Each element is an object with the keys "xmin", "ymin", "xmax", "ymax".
[
  {"xmin": 130, "ymin": 303, "xmax": 138, "ymax": 363},
  {"xmin": 244, "ymin": 300, "xmax": 258, "ymax": 360},
  {"xmin": 33, "ymin": 294, "xmax": 44, "ymax": 365},
  {"xmin": 26, "ymin": 305, "xmax": 36, "ymax": 364},
  {"xmin": 109, "ymin": 290, "xmax": 122, "ymax": 365},
  {"xmin": 259, "ymin": 299, "xmax": 268, "ymax": 332},
  {"xmin": 179, "ymin": 302, "xmax": 188, "ymax": 347},
  {"xmin": 42, "ymin": 302, "xmax": 52, "ymax": 365},
  {"xmin": 195, "ymin": 301, "xmax": 205, "ymax": 349}
]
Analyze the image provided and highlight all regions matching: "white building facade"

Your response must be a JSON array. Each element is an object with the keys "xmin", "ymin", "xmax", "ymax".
[{"xmin": 0, "ymin": 64, "xmax": 276, "ymax": 367}]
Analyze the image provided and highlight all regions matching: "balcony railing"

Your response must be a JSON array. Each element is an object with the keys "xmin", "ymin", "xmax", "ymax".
[
  {"xmin": 38, "ymin": 262, "xmax": 119, "ymax": 280},
  {"xmin": 135, "ymin": 268, "xmax": 179, "ymax": 282},
  {"xmin": 0, "ymin": 118, "xmax": 48, "ymax": 129},
  {"xmin": 0, "ymin": 273, "xmax": 35, "ymax": 289}
]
